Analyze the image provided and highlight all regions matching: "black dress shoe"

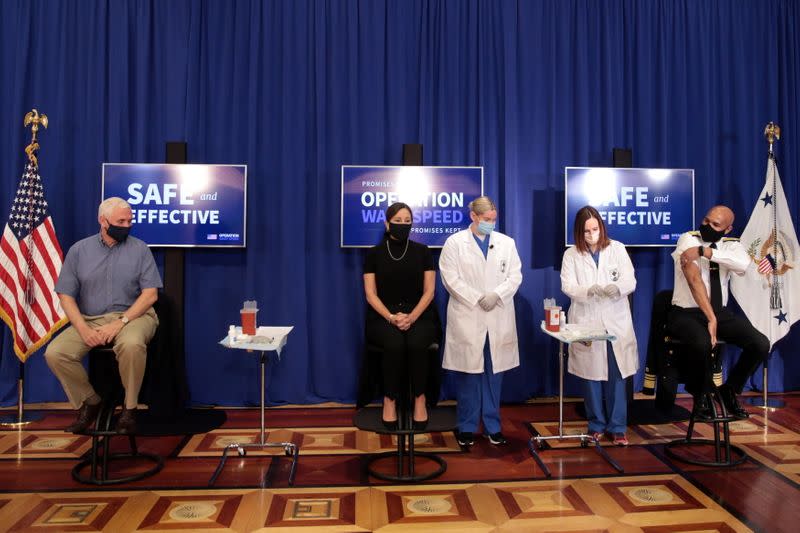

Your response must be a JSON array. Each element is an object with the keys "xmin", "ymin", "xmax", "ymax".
[
  {"xmin": 381, "ymin": 418, "xmax": 398, "ymax": 431},
  {"xmin": 116, "ymin": 408, "xmax": 138, "ymax": 434},
  {"xmin": 65, "ymin": 401, "xmax": 102, "ymax": 434},
  {"xmin": 718, "ymin": 385, "xmax": 749, "ymax": 420},
  {"xmin": 692, "ymin": 394, "xmax": 714, "ymax": 421},
  {"xmin": 412, "ymin": 419, "xmax": 428, "ymax": 431}
]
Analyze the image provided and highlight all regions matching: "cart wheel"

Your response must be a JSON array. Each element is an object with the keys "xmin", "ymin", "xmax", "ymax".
[{"xmin": 237, "ymin": 447, "xmax": 246, "ymax": 456}]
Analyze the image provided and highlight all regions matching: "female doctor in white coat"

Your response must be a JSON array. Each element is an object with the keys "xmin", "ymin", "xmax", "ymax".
[
  {"xmin": 560, "ymin": 205, "xmax": 638, "ymax": 445},
  {"xmin": 440, "ymin": 196, "xmax": 522, "ymax": 447}
]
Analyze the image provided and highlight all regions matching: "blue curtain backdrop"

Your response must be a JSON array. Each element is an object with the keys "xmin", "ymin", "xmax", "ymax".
[{"xmin": 1, "ymin": 0, "xmax": 799, "ymax": 407}]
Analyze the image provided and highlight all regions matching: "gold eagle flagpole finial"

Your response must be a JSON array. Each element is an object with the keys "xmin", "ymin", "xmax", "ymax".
[
  {"xmin": 764, "ymin": 122, "xmax": 780, "ymax": 154},
  {"xmin": 23, "ymin": 109, "xmax": 48, "ymax": 167}
]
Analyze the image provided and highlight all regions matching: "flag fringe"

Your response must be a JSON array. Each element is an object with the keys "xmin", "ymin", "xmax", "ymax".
[{"xmin": 0, "ymin": 308, "xmax": 68, "ymax": 363}]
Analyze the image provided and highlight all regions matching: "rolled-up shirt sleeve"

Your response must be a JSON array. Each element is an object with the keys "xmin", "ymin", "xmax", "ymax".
[
  {"xmin": 711, "ymin": 241, "xmax": 750, "ymax": 275},
  {"xmin": 671, "ymin": 233, "xmax": 697, "ymax": 263}
]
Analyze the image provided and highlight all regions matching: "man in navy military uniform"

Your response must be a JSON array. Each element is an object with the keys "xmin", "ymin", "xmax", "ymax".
[{"xmin": 669, "ymin": 205, "xmax": 769, "ymax": 419}]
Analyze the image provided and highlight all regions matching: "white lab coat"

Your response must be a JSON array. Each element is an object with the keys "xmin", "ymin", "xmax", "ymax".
[
  {"xmin": 560, "ymin": 240, "xmax": 639, "ymax": 380},
  {"xmin": 440, "ymin": 229, "xmax": 523, "ymax": 374}
]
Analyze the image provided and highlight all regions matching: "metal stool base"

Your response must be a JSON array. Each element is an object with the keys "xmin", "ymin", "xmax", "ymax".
[
  {"xmin": 72, "ymin": 450, "xmax": 163, "ymax": 485},
  {"xmin": 366, "ymin": 450, "xmax": 447, "ymax": 483},
  {"xmin": 664, "ymin": 389, "xmax": 748, "ymax": 468},
  {"xmin": 71, "ymin": 382, "xmax": 165, "ymax": 486},
  {"xmin": 354, "ymin": 406, "xmax": 454, "ymax": 483},
  {"xmin": 664, "ymin": 438, "xmax": 747, "ymax": 467}
]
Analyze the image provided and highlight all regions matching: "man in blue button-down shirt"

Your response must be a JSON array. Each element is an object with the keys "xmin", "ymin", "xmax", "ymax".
[{"xmin": 45, "ymin": 197, "xmax": 162, "ymax": 434}]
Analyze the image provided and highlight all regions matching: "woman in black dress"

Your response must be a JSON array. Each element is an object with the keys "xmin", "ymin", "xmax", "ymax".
[{"xmin": 363, "ymin": 202, "xmax": 440, "ymax": 429}]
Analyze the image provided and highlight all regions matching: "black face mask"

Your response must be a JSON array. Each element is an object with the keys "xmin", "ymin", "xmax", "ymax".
[
  {"xmin": 106, "ymin": 223, "xmax": 131, "ymax": 243},
  {"xmin": 388, "ymin": 222, "xmax": 411, "ymax": 242},
  {"xmin": 699, "ymin": 223, "xmax": 725, "ymax": 243}
]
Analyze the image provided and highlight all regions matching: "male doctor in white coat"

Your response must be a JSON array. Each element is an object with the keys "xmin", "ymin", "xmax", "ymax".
[{"xmin": 439, "ymin": 196, "xmax": 523, "ymax": 447}]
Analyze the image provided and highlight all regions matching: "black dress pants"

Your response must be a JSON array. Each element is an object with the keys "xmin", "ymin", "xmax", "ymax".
[
  {"xmin": 668, "ymin": 307, "xmax": 769, "ymax": 394},
  {"xmin": 365, "ymin": 317, "xmax": 439, "ymax": 400}
]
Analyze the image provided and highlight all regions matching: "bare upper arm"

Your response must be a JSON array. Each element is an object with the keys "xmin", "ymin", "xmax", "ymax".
[
  {"xmin": 363, "ymin": 273, "xmax": 377, "ymax": 298},
  {"xmin": 423, "ymin": 270, "xmax": 435, "ymax": 293},
  {"xmin": 681, "ymin": 260, "xmax": 701, "ymax": 283}
]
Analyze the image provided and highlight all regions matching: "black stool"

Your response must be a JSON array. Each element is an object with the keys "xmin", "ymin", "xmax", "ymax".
[
  {"xmin": 71, "ymin": 346, "xmax": 164, "ymax": 485},
  {"xmin": 353, "ymin": 343, "xmax": 455, "ymax": 482},
  {"xmin": 661, "ymin": 338, "xmax": 747, "ymax": 467}
]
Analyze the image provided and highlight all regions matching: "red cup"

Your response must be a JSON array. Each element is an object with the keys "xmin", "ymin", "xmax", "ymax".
[
  {"xmin": 240, "ymin": 309, "xmax": 258, "ymax": 335},
  {"xmin": 545, "ymin": 306, "xmax": 561, "ymax": 332}
]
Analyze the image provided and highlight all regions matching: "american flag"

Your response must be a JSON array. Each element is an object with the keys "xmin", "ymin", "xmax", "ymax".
[
  {"xmin": 0, "ymin": 163, "xmax": 66, "ymax": 362},
  {"xmin": 758, "ymin": 253, "xmax": 775, "ymax": 275}
]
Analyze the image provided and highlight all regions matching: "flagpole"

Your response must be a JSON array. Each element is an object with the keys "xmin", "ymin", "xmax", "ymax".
[
  {"xmin": 0, "ymin": 110, "xmax": 50, "ymax": 428},
  {"xmin": 746, "ymin": 123, "xmax": 785, "ymax": 411},
  {"xmin": 0, "ymin": 362, "xmax": 42, "ymax": 427}
]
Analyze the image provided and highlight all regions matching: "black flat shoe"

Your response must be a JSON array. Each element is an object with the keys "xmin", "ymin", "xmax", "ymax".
[
  {"xmin": 456, "ymin": 431, "xmax": 474, "ymax": 447},
  {"xmin": 412, "ymin": 419, "xmax": 428, "ymax": 431},
  {"xmin": 718, "ymin": 385, "xmax": 749, "ymax": 420},
  {"xmin": 381, "ymin": 418, "xmax": 398, "ymax": 431},
  {"xmin": 692, "ymin": 395, "xmax": 714, "ymax": 421}
]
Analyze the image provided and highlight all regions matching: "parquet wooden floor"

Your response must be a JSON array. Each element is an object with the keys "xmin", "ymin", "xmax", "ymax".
[{"xmin": 1, "ymin": 394, "xmax": 798, "ymax": 532}]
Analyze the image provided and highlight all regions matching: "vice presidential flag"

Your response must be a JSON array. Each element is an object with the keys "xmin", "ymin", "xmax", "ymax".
[
  {"xmin": 731, "ymin": 155, "xmax": 799, "ymax": 349},
  {"xmin": 0, "ymin": 163, "xmax": 66, "ymax": 361}
]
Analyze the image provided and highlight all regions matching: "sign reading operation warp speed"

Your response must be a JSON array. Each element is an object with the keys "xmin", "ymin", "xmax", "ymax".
[
  {"xmin": 565, "ymin": 167, "xmax": 695, "ymax": 247},
  {"xmin": 341, "ymin": 166, "xmax": 483, "ymax": 247},
  {"xmin": 102, "ymin": 163, "xmax": 247, "ymax": 247}
]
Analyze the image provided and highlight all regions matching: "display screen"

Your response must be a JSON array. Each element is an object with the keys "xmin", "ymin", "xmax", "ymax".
[
  {"xmin": 565, "ymin": 167, "xmax": 694, "ymax": 247},
  {"xmin": 341, "ymin": 165, "xmax": 483, "ymax": 247},
  {"xmin": 102, "ymin": 163, "xmax": 247, "ymax": 247}
]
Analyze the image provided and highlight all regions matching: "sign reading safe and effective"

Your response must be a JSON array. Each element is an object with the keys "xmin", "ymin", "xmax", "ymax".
[
  {"xmin": 565, "ymin": 167, "xmax": 695, "ymax": 247},
  {"xmin": 102, "ymin": 163, "xmax": 247, "ymax": 247}
]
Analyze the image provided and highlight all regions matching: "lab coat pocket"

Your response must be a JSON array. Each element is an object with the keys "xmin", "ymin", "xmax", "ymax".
[
  {"xmin": 570, "ymin": 340, "xmax": 594, "ymax": 355},
  {"xmin": 606, "ymin": 264, "xmax": 620, "ymax": 282},
  {"xmin": 446, "ymin": 306, "xmax": 476, "ymax": 344},
  {"xmin": 498, "ymin": 259, "xmax": 507, "ymax": 275}
]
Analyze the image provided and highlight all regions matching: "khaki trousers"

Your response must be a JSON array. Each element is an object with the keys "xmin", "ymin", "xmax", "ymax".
[{"xmin": 45, "ymin": 308, "xmax": 158, "ymax": 409}]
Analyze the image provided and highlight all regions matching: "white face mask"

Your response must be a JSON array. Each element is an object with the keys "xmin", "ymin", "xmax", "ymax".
[{"xmin": 585, "ymin": 230, "xmax": 600, "ymax": 245}]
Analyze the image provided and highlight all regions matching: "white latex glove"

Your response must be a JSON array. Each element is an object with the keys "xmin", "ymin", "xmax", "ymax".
[
  {"xmin": 587, "ymin": 284, "xmax": 604, "ymax": 298},
  {"xmin": 603, "ymin": 284, "xmax": 621, "ymax": 298},
  {"xmin": 478, "ymin": 292, "xmax": 501, "ymax": 311}
]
